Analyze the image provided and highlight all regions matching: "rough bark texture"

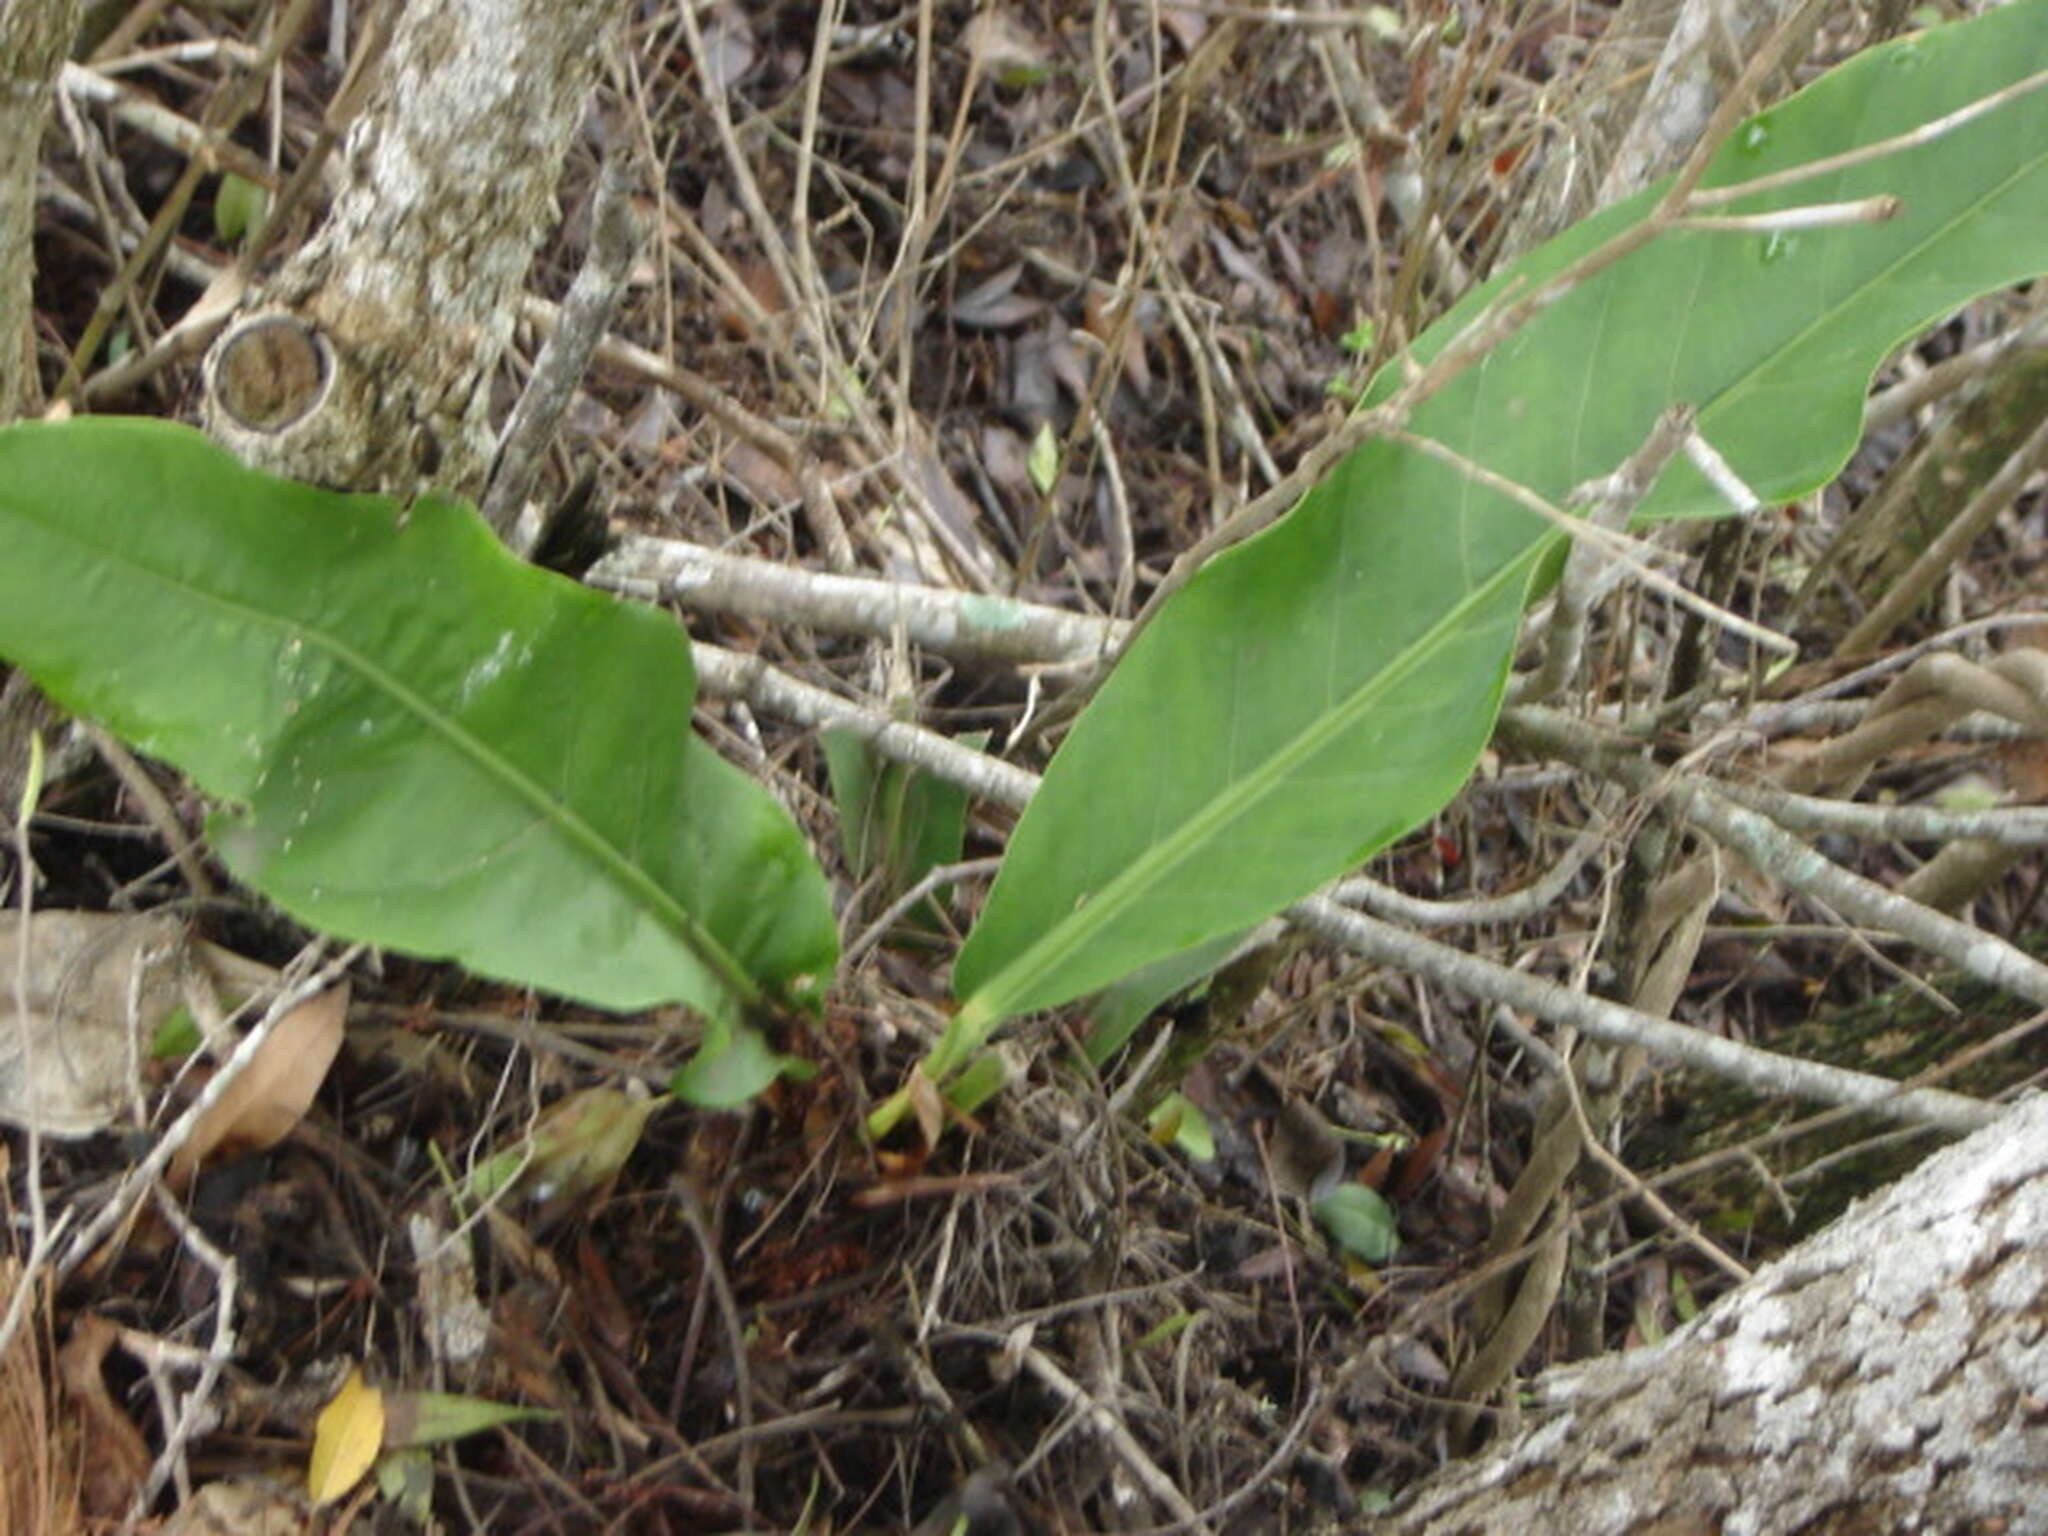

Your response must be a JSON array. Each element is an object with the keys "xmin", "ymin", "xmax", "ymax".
[
  {"xmin": 200, "ymin": 0, "xmax": 616, "ymax": 499},
  {"xmin": 0, "ymin": 0, "xmax": 79, "ymax": 419},
  {"xmin": 1381, "ymin": 1092, "xmax": 2048, "ymax": 1534},
  {"xmin": 0, "ymin": 0, "xmax": 80, "ymax": 825}
]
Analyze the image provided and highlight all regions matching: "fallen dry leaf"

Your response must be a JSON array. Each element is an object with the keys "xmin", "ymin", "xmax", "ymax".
[
  {"xmin": 169, "ymin": 982, "xmax": 349, "ymax": 1186},
  {"xmin": 906, "ymin": 1062, "xmax": 945, "ymax": 1151},
  {"xmin": 55, "ymin": 1314, "xmax": 150, "ymax": 1524},
  {"xmin": 951, "ymin": 263, "xmax": 1046, "ymax": 330},
  {"xmin": 0, "ymin": 910, "xmax": 191, "ymax": 1137},
  {"xmin": 1999, "ymin": 740, "xmax": 2048, "ymax": 801},
  {"xmin": 0, "ymin": 911, "xmax": 281, "ymax": 1138},
  {"xmin": 963, "ymin": 8, "xmax": 1049, "ymax": 82},
  {"xmin": 408, "ymin": 1210, "xmax": 490, "ymax": 1374},
  {"xmin": 307, "ymin": 1365, "xmax": 383, "ymax": 1507}
]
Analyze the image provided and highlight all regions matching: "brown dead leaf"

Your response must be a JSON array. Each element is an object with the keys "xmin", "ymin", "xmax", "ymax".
[
  {"xmin": 0, "ymin": 912, "xmax": 280, "ymax": 1139},
  {"xmin": 573, "ymin": 1232, "xmax": 636, "ymax": 1358},
  {"xmin": 713, "ymin": 255, "xmax": 787, "ymax": 341},
  {"xmin": 169, "ymin": 983, "xmax": 349, "ymax": 1186},
  {"xmin": 1160, "ymin": 4, "xmax": 1207, "ymax": 52},
  {"xmin": 906, "ymin": 1063, "xmax": 946, "ymax": 1150},
  {"xmin": 697, "ymin": 4, "xmax": 757, "ymax": 93},
  {"xmin": 55, "ymin": 1315, "xmax": 150, "ymax": 1524},
  {"xmin": 1081, "ymin": 287, "xmax": 1154, "ymax": 396},
  {"xmin": 951, "ymin": 264, "xmax": 1046, "ymax": 331},
  {"xmin": 979, "ymin": 423, "xmax": 1035, "ymax": 505},
  {"xmin": 2000, "ymin": 740, "xmax": 2048, "ymax": 801},
  {"xmin": 964, "ymin": 9, "xmax": 1049, "ymax": 82},
  {"xmin": 723, "ymin": 439, "xmax": 802, "ymax": 510}
]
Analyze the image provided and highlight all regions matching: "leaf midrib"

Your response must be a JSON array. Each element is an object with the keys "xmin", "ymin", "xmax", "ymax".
[
  {"xmin": 964, "ymin": 536, "xmax": 1548, "ymax": 1023},
  {"xmin": 10, "ymin": 500, "xmax": 756, "ymax": 1007}
]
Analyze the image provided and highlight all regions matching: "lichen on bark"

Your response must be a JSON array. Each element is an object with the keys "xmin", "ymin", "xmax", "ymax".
[
  {"xmin": 202, "ymin": 0, "xmax": 620, "ymax": 500},
  {"xmin": 1382, "ymin": 1093, "xmax": 2048, "ymax": 1533}
]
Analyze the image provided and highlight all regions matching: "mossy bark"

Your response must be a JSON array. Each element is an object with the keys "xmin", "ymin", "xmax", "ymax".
[{"xmin": 1627, "ymin": 931, "xmax": 2048, "ymax": 1245}]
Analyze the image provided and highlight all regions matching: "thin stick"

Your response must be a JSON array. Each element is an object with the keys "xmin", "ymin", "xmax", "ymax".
[
  {"xmin": 1839, "ymin": 412, "xmax": 2048, "ymax": 655},
  {"xmin": 1294, "ymin": 895, "xmax": 1988, "ymax": 1133},
  {"xmin": 675, "ymin": 1181, "xmax": 756, "ymax": 1523},
  {"xmin": 697, "ymin": 645, "xmax": 1992, "ymax": 1131},
  {"xmin": 1682, "ymin": 65, "xmax": 2048, "ymax": 211},
  {"xmin": 590, "ymin": 538, "xmax": 1122, "ymax": 666},
  {"xmin": 483, "ymin": 153, "xmax": 640, "ymax": 542},
  {"xmin": 1392, "ymin": 428, "xmax": 1796, "ymax": 658},
  {"xmin": 84, "ymin": 725, "xmax": 214, "ymax": 899},
  {"xmin": 1506, "ymin": 704, "xmax": 2048, "ymax": 1020}
]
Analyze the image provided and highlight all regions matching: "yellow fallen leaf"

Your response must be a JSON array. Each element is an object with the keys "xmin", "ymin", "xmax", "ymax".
[{"xmin": 308, "ymin": 1365, "xmax": 384, "ymax": 1507}]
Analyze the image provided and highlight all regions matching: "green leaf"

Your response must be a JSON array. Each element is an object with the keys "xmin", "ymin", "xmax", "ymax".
[
  {"xmin": 1361, "ymin": 6, "xmax": 1403, "ymax": 43},
  {"xmin": 1135, "ymin": 1311, "xmax": 1199, "ymax": 1351},
  {"xmin": 149, "ymin": 1005, "xmax": 203, "ymax": 1061},
  {"xmin": 382, "ymin": 1391, "xmax": 554, "ymax": 1449},
  {"xmin": 1027, "ymin": 421, "xmax": 1060, "ymax": 497},
  {"xmin": 213, "ymin": 172, "xmax": 267, "ymax": 245},
  {"xmin": 822, "ymin": 726, "xmax": 976, "ymax": 911},
  {"xmin": 940, "ymin": 1048, "xmax": 1012, "ymax": 1116},
  {"xmin": 0, "ymin": 419, "xmax": 836, "ymax": 1019},
  {"xmin": 465, "ymin": 1085, "xmax": 664, "ymax": 1214},
  {"xmin": 374, "ymin": 1448, "xmax": 436, "ymax": 1522},
  {"xmin": 1672, "ymin": 1267, "xmax": 1701, "ymax": 1324},
  {"xmin": 1146, "ymin": 1091, "xmax": 1215, "ymax": 1162},
  {"xmin": 12, "ymin": 727, "xmax": 44, "ymax": 828},
  {"xmin": 952, "ymin": 5, "xmax": 2048, "ymax": 1040},
  {"xmin": 1080, "ymin": 932, "xmax": 1246, "ymax": 1069},
  {"xmin": 670, "ymin": 1016, "xmax": 815, "ymax": 1108},
  {"xmin": 1312, "ymin": 1183, "xmax": 1399, "ymax": 1266}
]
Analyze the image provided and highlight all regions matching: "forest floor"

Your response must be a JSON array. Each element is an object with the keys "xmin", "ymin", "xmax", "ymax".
[{"xmin": 7, "ymin": 3, "xmax": 2047, "ymax": 1533}]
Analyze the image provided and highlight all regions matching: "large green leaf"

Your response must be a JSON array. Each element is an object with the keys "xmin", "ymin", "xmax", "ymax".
[
  {"xmin": 950, "ymin": 5, "xmax": 2048, "ymax": 1043},
  {"xmin": 0, "ymin": 418, "xmax": 835, "ymax": 1017}
]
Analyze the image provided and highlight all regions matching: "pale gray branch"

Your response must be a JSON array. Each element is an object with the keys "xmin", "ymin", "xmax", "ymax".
[
  {"xmin": 484, "ymin": 152, "xmax": 640, "ymax": 542},
  {"xmin": 697, "ymin": 646, "xmax": 1991, "ymax": 1130},
  {"xmin": 1713, "ymin": 781, "xmax": 2048, "ymax": 849},
  {"xmin": 596, "ymin": 539, "xmax": 1125, "ymax": 667},
  {"xmin": 1290, "ymin": 896, "xmax": 1989, "ymax": 1134}
]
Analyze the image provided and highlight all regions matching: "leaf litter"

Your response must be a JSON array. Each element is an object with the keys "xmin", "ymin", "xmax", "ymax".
[{"xmin": 8, "ymin": 3, "xmax": 2048, "ymax": 1532}]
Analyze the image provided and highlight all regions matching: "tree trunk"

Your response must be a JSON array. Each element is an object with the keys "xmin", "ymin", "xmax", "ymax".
[
  {"xmin": 0, "ymin": 0, "xmax": 79, "ymax": 419},
  {"xmin": 1380, "ymin": 1092, "xmax": 2048, "ymax": 1533},
  {"xmin": 0, "ymin": 0, "xmax": 79, "ymax": 821},
  {"xmin": 200, "ymin": 0, "xmax": 618, "ymax": 500}
]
